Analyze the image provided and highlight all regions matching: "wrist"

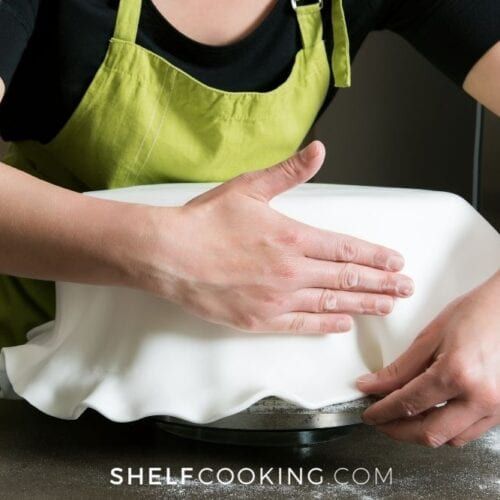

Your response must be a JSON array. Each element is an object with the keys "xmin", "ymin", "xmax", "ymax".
[
  {"xmin": 491, "ymin": 269, "xmax": 500, "ymax": 286},
  {"xmin": 111, "ymin": 202, "xmax": 182, "ymax": 296},
  {"xmin": 486, "ymin": 269, "xmax": 500, "ymax": 296},
  {"xmin": 469, "ymin": 269, "xmax": 500, "ymax": 311}
]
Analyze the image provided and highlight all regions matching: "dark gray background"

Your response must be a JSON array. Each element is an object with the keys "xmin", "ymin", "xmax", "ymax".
[
  {"xmin": 1, "ymin": 31, "xmax": 499, "ymax": 227},
  {"xmin": 312, "ymin": 31, "xmax": 499, "ymax": 229}
]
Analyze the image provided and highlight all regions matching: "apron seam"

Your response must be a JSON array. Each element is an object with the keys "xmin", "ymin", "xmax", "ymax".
[
  {"xmin": 133, "ymin": 71, "xmax": 179, "ymax": 183},
  {"xmin": 119, "ymin": 67, "xmax": 172, "ymax": 186}
]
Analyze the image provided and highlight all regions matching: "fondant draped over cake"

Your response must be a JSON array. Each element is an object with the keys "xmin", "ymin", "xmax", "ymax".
[{"xmin": 1, "ymin": 184, "xmax": 498, "ymax": 423}]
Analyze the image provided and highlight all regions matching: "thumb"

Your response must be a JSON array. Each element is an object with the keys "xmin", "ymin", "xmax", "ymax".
[{"xmin": 235, "ymin": 140, "xmax": 325, "ymax": 202}]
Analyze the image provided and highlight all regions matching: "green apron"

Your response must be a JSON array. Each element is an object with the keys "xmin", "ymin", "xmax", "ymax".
[{"xmin": 0, "ymin": 0, "xmax": 351, "ymax": 348}]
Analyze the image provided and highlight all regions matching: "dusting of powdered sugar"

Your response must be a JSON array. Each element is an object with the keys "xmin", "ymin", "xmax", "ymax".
[
  {"xmin": 480, "ymin": 428, "xmax": 500, "ymax": 454},
  {"xmin": 105, "ymin": 426, "xmax": 499, "ymax": 499}
]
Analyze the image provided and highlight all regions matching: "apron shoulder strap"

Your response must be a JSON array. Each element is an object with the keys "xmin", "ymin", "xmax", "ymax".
[
  {"xmin": 331, "ymin": 0, "xmax": 351, "ymax": 87},
  {"xmin": 113, "ymin": 0, "xmax": 351, "ymax": 87},
  {"xmin": 295, "ymin": 1, "xmax": 325, "ymax": 49},
  {"xmin": 113, "ymin": 0, "xmax": 142, "ymax": 43},
  {"xmin": 292, "ymin": 0, "xmax": 351, "ymax": 88}
]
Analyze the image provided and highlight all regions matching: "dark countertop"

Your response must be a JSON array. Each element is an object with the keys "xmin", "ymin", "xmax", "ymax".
[{"xmin": 0, "ymin": 399, "xmax": 498, "ymax": 499}]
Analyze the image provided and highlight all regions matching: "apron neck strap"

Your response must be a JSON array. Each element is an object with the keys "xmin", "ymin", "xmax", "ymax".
[
  {"xmin": 295, "ymin": 1, "xmax": 325, "ymax": 50},
  {"xmin": 113, "ymin": 0, "xmax": 351, "ymax": 87},
  {"xmin": 292, "ymin": 0, "xmax": 351, "ymax": 88},
  {"xmin": 331, "ymin": 0, "xmax": 351, "ymax": 87},
  {"xmin": 113, "ymin": 0, "xmax": 142, "ymax": 43}
]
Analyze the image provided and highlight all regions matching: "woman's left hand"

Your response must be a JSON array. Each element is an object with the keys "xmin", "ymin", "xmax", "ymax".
[{"xmin": 356, "ymin": 270, "xmax": 500, "ymax": 447}]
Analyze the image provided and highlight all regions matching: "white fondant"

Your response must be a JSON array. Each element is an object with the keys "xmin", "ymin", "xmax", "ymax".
[{"xmin": 2, "ymin": 183, "xmax": 499, "ymax": 423}]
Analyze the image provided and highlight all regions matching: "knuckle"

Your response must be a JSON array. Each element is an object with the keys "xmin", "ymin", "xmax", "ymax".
[
  {"xmin": 360, "ymin": 295, "xmax": 376, "ymax": 313},
  {"xmin": 237, "ymin": 170, "xmax": 260, "ymax": 189},
  {"xmin": 338, "ymin": 263, "xmax": 359, "ymax": 289},
  {"xmin": 381, "ymin": 275, "xmax": 397, "ymax": 293},
  {"xmin": 258, "ymin": 290, "xmax": 282, "ymax": 311},
  {"xmin": 384, "ymin": 362, "xmax": 401, "ymax": 380},
  {"xmin": 318, "ymin": 289, "xmax": 337, "ymax": 312},
  {"xmin": 272, "ymin": 259, "xmax": 297, "ymax": 280},
  {"xmin": 276, "ymin": 228, "xmax": 301, "ymax": 247},
  {"xmin": 455, "ymin": 370, "xmax": 480, "ymax": 393},
  {"xmin": 337, "ymin": 239, "xmax": 358, "ymax": 262},
  {"xmin": 476, "ymin": 384, "xmax": 499, "ymax": 413},
  {"xmin": 278, "ymin": 158, "xmax": 299, "ymax": 180},
  {"xmin": 441, "ymin": 355, "xmax": 479, "ymax": 392},
  {"xmin": 420, "ymin": 429, "xmax": 446, "ymax": 448},
  {"xmin": 289, "ymin": 314, "xmax": 306, "ymax": 333},
  {"xmin": 269, "ymin": 294, "xmax": 287, "ymax": 311},
  {"xmin": 235, "ymin": 313, "xmax": 260, "ymax": 332},
  {"xmin": 319, "ymin": 320, "xmax": 334, "ymax": 334},
  {"xmin": 373, "ymin": 249, "xmax": 389, "ymax": 268},
  {"xmin": 379, "ymin": 296, "xmax": 394, "ymax": 315}
]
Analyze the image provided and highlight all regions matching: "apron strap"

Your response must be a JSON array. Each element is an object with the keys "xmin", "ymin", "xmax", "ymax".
[
  {"xmin": 292, "ymin": 0, "xmax": 351, "ymax": 88},
  {"xmin": 113, "ymin": 0, "xmax": 142, "ymax": 43},
  {"xmin": 331, "ymin": 0, "xmax": 351, "ymax": 87},
  {"xmin": 295, "ymin": 1, "xmax": 324, "ymax": 49},
  {"xmin": 113, "ymin": 0, "xmax": 351, "ymax": 87}
]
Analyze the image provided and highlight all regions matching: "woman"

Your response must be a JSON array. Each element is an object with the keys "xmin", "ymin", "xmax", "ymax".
[{"xmin": 0, "ymin": 0, "xmax": 498, "ymax": 447}]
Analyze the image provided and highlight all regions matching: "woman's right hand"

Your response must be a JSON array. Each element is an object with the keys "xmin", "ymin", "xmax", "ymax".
[{"xmin": 135, "ymin": 141, "xmax": 414, "ymax": 334}]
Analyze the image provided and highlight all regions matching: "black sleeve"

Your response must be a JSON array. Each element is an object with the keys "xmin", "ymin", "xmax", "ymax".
[
  {"xmin": 381, "ymin": 0, "xmax": 500, "ymax": 85},
  {"xmin": 0, "ymin": 0, "xmax": 39, "ymax": 89}
]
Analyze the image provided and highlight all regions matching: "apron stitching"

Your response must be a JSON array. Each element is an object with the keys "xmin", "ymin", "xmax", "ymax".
[
  {"xmin": 134, "ymin": 71, "xmax": 179, "ymax": 182},
  {"xmin": 112, "ymin": 40, "xmax": 311, "ymax": 99},
  {"xmin": 120, "ymin": 67, "xmax": 170, "ymax": 186},
  {"xmin": 102, "ymin": 44, "xmax": 324, "ymax": 102},
  {"xmin": 101, "ymin": 66, "xmax": 149, "ymax": 85}
]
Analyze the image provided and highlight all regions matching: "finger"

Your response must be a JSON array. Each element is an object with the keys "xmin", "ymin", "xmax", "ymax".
[
  {"xmin": 290, "ymin": 289, "xmax": 394, "ymax": 316},
  {"xmin": 299, "ymin": 227, "xmax": 405, "ymax": 272},
  {"xmin": 300, "ymin": 259, "xmax": 414, "ymax": 297},
  {"xmin": 362, "ymin": 368, "xmax": 459, "ymax": 425},
  {"xmin": 267, "ymin": 312, "xmax": 353, "ymax": 334},
  {"xmin": 230, "ymin": 141, "xmax": 326, "ymax": 202},
  {"xmin": 376, "ymin": 400, "xmax": 485, "ymax": 447},
  {"xmin": 356, "ymin": 321, "xmax": 441, "ymax": 394},
  {"xmin": 448, "ymin": 415, "xmax": 500, "ymax": 447}
]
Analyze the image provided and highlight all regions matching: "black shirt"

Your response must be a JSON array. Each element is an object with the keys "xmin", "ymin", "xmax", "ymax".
[{"xmin": 0, "ymin": 0, "xmax": 499, "ymax": 143}]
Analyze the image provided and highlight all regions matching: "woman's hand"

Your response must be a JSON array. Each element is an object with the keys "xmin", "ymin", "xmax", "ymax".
[
  {"xmin": 137, "ymin": 141, "xmax": 414, "ymax": 334},
  {"xmin": 357, "ymin": 271, "xmax": 500, "ymax": 446}
]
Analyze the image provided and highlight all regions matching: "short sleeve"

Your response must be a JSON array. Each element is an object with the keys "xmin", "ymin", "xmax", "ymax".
[
  {"xmin": 0, "ymin": 0, "xmax": 39, "ymax": 89},
  {"xmin": 381, "ymin": 0, "xmax": 500, "ymax": 86}
]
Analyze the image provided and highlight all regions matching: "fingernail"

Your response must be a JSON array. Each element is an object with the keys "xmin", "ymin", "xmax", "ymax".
[
  {"xmin": 387, "ymin": 255, "xmax": 404, "ymax": 271},
  {"xmin": 338, "ymin": 318, "xmax": 352, "ymax": 332},
  {"xmin": 299, "ymin": 143, "xmax": 317, "ymax": 161},
  {"xmin": 376, "ymin": 298, "xmax": 393, "ymax": 314},
  {"xmin": 357, "ymin": 373, "xmax": 377, "ymax": 385},
  {"xmin": 396, "ymin": 280, "xmax": 414, "ymax": 297}
]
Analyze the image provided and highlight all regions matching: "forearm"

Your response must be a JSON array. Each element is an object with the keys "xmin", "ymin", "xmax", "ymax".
[
  {"xmin": 464, "ymin": 41, "xmax": 500, "ymax": 117},
  {"xmin": 0, "ymin": 160, "xmax": 157, "ymax": 287}
]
